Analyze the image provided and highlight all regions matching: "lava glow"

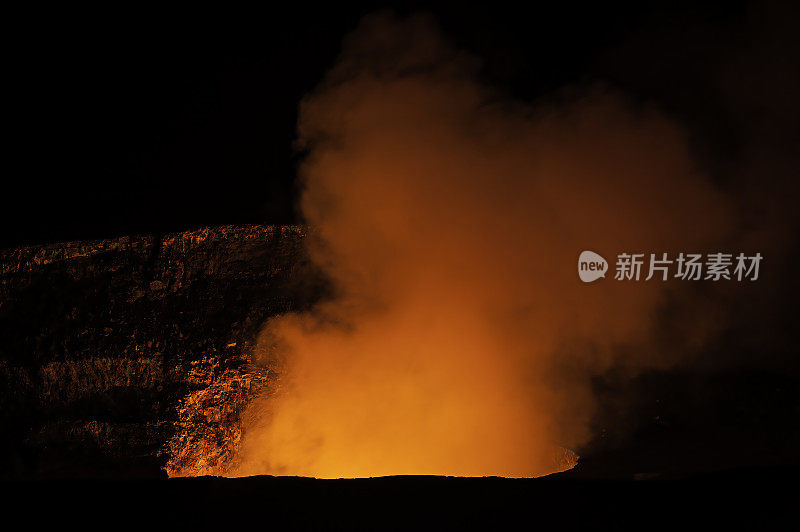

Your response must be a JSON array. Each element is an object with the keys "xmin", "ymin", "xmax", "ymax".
[{"xmin": 232, "ymin": 308, "xmax": 580, "ymax": 478}]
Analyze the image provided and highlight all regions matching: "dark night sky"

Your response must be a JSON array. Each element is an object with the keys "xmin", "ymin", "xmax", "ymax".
[{"xmin": 3, "ymin": 1, "xmax": 794, "ymax": 249}]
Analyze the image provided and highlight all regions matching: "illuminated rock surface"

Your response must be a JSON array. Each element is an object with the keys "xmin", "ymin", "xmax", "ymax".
[{"xmin": 0, "ymin": 225, "xmax": 320, "ymax": 477}]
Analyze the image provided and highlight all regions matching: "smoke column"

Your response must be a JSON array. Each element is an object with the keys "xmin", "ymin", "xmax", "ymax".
[{"xmin": 231, "ymin": 12, "xmax": 734, "ymax": 478}]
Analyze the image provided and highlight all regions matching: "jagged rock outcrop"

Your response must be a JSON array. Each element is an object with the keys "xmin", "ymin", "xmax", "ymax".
[{"xmin": 0, "ymin": 225, "xmax": 320, "ymax": 478}]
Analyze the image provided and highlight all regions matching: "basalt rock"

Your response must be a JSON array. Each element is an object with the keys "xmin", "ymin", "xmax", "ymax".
[{"xmin": 0, "ymin": 225, "xmax": 320, "ymax": 478}]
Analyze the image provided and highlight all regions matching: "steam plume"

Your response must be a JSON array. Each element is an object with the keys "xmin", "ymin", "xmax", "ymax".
[{"xmin": 231, "ymin": 12, "xmax": 734, "ymax": 478}]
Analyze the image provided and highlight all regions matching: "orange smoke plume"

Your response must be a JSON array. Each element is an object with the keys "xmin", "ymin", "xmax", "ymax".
[{"xmin": 230, "ymin": 12, "xmax": 733, "ymax": 478}]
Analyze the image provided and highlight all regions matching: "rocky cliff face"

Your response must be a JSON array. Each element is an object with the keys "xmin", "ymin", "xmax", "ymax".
[{"xmin": 0, "ymin": 225, "xmax": 320, "ymax": 478}]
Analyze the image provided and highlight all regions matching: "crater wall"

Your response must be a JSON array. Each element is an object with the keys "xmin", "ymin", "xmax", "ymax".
[{"xmin": 0, "ymin": 225, "xmax": 317, "ymax": 477}]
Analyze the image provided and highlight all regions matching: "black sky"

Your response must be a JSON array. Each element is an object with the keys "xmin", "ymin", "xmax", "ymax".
[{"xmin": 4, "ymin": 1, "xmax": 795, "ymax": 249}]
